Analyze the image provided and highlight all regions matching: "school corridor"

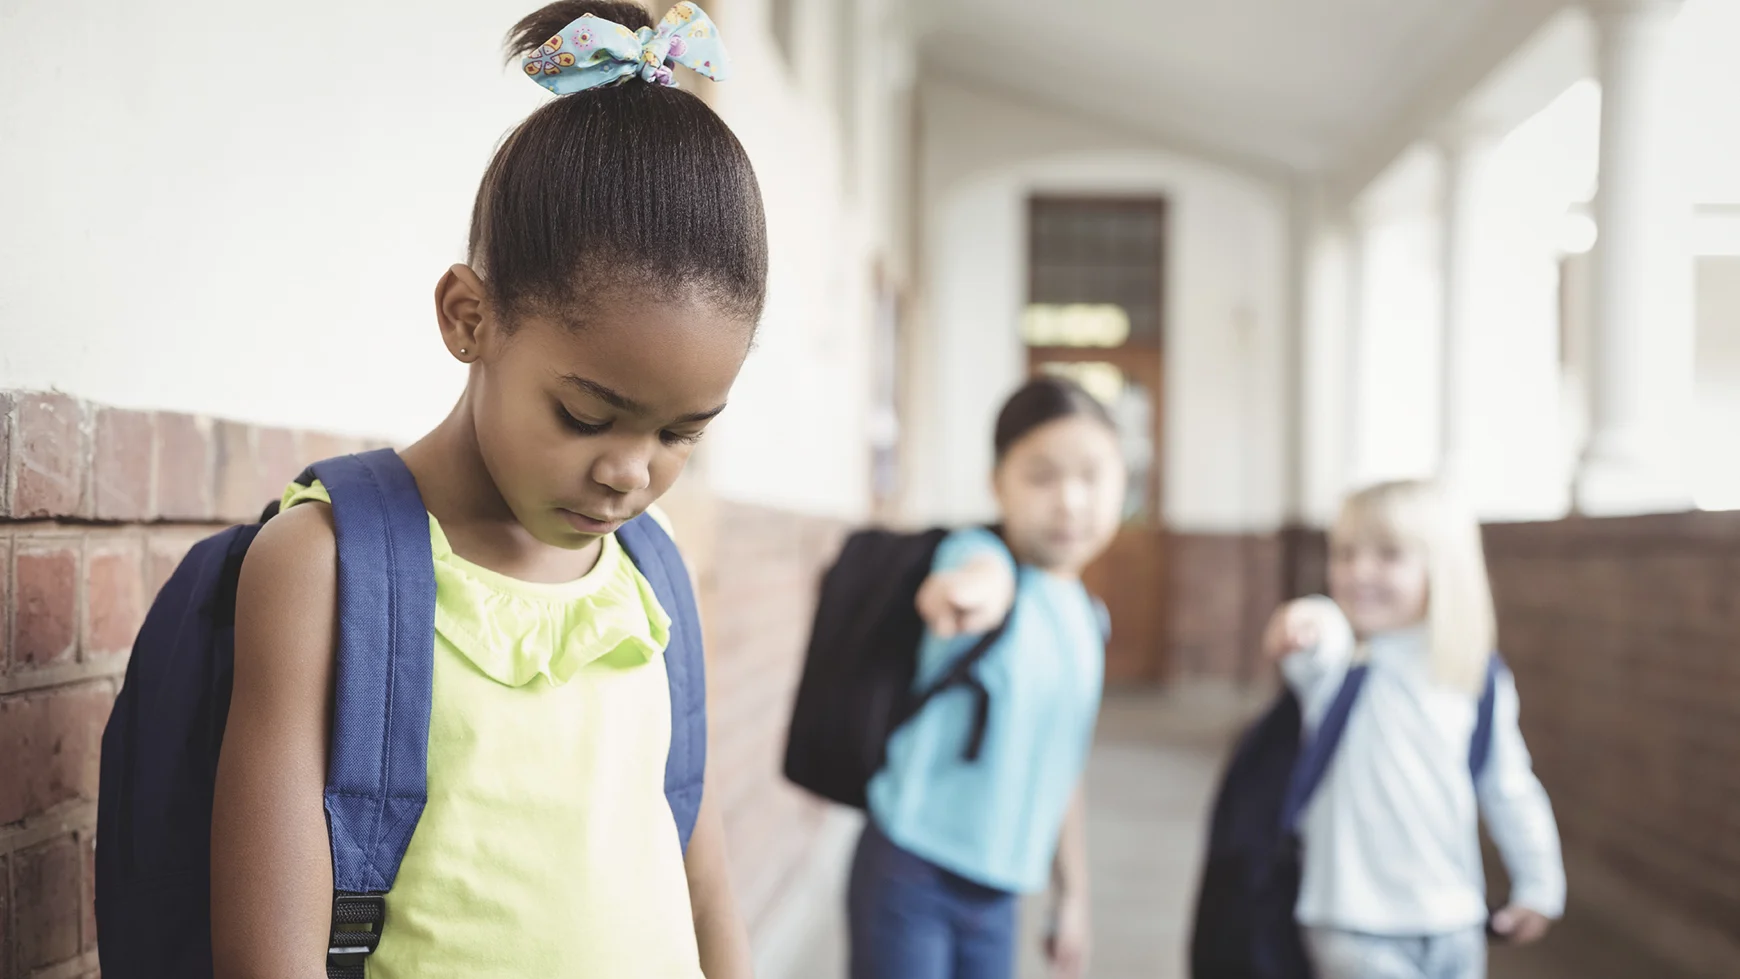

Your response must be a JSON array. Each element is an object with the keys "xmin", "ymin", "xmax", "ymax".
[{"xmin": 4, "ymin": 0, "xmax": 1740, "ymax": 977}]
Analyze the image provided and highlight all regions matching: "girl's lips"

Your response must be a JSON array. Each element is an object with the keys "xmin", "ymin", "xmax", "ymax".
[{"xmin": 560, "ymin": 509, "xmax": 623, "ymax": 534}]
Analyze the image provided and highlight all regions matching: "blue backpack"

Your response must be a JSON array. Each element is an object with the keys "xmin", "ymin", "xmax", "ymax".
[
  {"xmin": 94, "ymin": 450, "xmax": 707, "ymax": 979},
  {"xmin": 1188, "ymin": 653, "xmax": 1503, "ymax": 979}
]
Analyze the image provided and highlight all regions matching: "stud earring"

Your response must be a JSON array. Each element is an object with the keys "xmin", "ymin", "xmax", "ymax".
[{"xmin": 459, "ymin": 347, "xmax": 468, "ymax": 355}]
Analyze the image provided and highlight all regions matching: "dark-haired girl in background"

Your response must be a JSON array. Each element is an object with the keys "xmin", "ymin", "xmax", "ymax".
[
  {"xmin": 209, "ymin": 3, "xmax": 760, "ymax": 977},
  {"xmin": 850, "ymin": 376, "xmax": 1128, "ymax": 979}
]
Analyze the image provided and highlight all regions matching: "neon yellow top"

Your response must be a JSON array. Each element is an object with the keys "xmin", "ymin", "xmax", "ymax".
[{"xmin": 284, "ymin": 482, "xmax": 702, "ymax": 978}]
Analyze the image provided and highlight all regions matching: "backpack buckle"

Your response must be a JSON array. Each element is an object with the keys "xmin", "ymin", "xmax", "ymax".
[{"xmin": 329, "ymin": 892, "xmax": 386, "ymax": 960}]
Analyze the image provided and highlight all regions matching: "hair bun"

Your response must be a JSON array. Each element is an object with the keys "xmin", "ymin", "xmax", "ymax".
[{"xmin": 507, "ymin": 1, "xmax": 654, "ymax": 62}]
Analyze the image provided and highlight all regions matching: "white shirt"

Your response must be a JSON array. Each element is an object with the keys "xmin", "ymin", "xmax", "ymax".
[{"xmin": 1282, "ymin": 597, "xmax": 1567, "ymax": 935}]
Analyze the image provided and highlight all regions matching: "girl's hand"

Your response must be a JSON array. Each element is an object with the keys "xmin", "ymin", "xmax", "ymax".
[
  {"xmin": 1262, "ymin": 599, "xmax": 1332, "ymax": 661},
  {"xmin": 1490, "ymin": 905, "xmax": 1553, "ymax": 945},
  {"xmin": 915, "ymin": 555, "xmax": 1016, "ymax": 638},
  {"xmin": 1044, "ymin": 891, "xmax": 1091, "ymax": 979}
]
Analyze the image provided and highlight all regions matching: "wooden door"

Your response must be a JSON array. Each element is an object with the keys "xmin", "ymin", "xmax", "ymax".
[{"xmin": 1026, "ymin": 198, "xmax": 1168, "ymax": 685}]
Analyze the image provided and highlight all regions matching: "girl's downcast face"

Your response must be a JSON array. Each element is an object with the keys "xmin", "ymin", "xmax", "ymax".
[{"xmin": 463, "ymin": 284, "xmax": 752, "ymax": 549}]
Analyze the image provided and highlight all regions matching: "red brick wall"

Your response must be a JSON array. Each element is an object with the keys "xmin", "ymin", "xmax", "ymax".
[
  {"xmin": 687, "ymin": 503, "xmax": 846, "ymax": 933},
  {"xmin": 0, "ymin": 391, "xmax": 844, "ymax": 977},
  {"xmin": 0, "ymin": 392, "xmax": 385, "ymax": 979},
  {"xmin": 1165, "ymin": 532, "xmax": 1285, "ymax": 682},
  {"xmin": 1484, "ymin": 513, "xmax": 1740, "ymax": 976}
]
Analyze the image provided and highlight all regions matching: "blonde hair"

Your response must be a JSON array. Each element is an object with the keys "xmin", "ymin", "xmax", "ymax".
[{"xmin": 1335, "ymin": 480, "xmax": 1495, "ymax": 694}]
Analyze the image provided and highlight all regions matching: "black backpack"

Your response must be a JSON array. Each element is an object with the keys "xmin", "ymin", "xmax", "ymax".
[
  {"xmin": 1188, "ymin": 654, "xmax": 1503, "ymax": 979},
  {"xmin": 782, "ymin": 528, "xmax": 1013, "ymax": 809}
]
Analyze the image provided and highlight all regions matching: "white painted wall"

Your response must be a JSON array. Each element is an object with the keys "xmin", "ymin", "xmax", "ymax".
[
  {"xmin": 0, "ymin": 0, "xmax": 538, "ymax": 441},
  {"xmin": 1348, "ymin": 153, "xmax": 1444, "ymax": 490},
  {"xmin": 911, "ymin": 76, "xmax": 1291, "ymax": 534},
  {"xmin": 699, "ymin": 0, "xmax": 915, "ymax": 518},
  {"xmin": 1298, "ymin": 221, "xmax": 1353, "ymax": 527},
  {"xmin": 0, "ymin": 0, "xmax": 901, "ymax": 518},
  {"xmin": 1692, "ymin": 257, "xmax": 1740, "ymax": 510},
  {"xmin": 1677, "ymin": 0, "xmax": 1740, "ymax": 206}
]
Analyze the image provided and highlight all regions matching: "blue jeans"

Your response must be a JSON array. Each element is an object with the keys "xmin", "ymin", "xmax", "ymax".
[
  {"xmin": 1304, "ymin": 927, "xmax": 1487, "ymax": 979},
  {"xmin": 847, "ymin": 821, "xmax": 1018, "ymax": 979}
]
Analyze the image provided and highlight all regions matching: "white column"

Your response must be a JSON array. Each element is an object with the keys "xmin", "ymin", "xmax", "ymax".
[
  {"xmin": 1436, "ymin": 126, "xmax": 1498, "ymax": 494},
  {"xmin": 1343, "ymin": 216, "xmax": 1371, "ymax": 490},
  {"xmin": 1299, "ymin": 204, "xmax": 1357, "ymax": 527},
  {"xmin": 1576, "ymin": 0, "xmax": 1695, "ymax": 515},
  {"xmin": 1282, "ymin": 180, "xmax": 1312, "ymax": 527}
]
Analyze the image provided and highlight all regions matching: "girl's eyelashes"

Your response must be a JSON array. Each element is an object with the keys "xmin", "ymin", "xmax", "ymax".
[
  {"xmin": 557, "ymin": 404, "xmax": 610, "ymax": 436},
  {"xmin": 559, "ymin": 402, "xmax": 706, "ymax": 447}
]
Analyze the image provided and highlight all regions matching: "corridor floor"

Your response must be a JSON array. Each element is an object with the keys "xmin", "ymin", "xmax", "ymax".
[{"xmin": 786, "ymin": 685, "xmax": 1688, "ymax": 979}]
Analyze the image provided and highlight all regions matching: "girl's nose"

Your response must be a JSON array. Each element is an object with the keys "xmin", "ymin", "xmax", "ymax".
[{"xmin": 591, "ymin": 443, "xmax": 654, "ymax": 495}]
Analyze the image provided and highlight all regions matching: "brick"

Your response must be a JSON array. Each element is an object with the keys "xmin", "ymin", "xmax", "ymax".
[
  {"xmin": 0, "ymin": 391, "xmax": 11, "ymax": 519},
  {"xmin": 215, "ymin": 421, "xmax": 304, "ymax": 523},
  {"xmin": 213, "ymin": 421, "xmax": 264, "ymax": 523},
  {"xmin": 14, "ymin": 541, "xmax": 79, "ymax": 672},
  {"xmin": 1481, "ymin": 511, "xmax": 1740, "ymax": 967},
  {"xmin": 0, "ymin": 534, "xmax": 10, "ymax": 674},
  {"xmin": 153, "ymin": 413, "xmax": 213, "ymax": 522},
  {"xmin": 91, "ymin": 409, "xmax": 155, "ymax": 522},
  {"xmin": 10, "ymin": 393, "xmax": 88, "ymax": 520},
  {"xmin": 1167, "ymin": 533, "xmax": 1261, "ymax": 681},
  {"xmin": 15, "ymin": 836, "xmax": 80, "ymax": 971},
  {"xmin": 83, "ymin": 540, "xmax": 144, "ymax": 662},
  {"xmin": 255, "ymin": 428, "xmax": 300, "ymax": 508},
  {"xmin": 0, "ymin": 852, "xmax": 10, "ymax": 979},
  {"xmin": 296, "ymin": 432, "xmax": 364, "ymax": 468},
  {"xmin": 0, "ymin": 684, "xmax": 111, "ymax": 825}
]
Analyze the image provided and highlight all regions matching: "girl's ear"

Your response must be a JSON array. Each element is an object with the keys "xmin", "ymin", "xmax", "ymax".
[{"xmin": 436, "ymin": 264, "xmax": 491, "ymax": 363}]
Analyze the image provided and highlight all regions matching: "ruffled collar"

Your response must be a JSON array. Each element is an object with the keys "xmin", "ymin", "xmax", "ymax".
[{"xmin": 426, "ymin": 515, "xmax": 671, "ymax": 688}]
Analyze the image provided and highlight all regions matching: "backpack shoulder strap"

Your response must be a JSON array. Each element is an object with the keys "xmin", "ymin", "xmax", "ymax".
[
  {"xmin": 1469, "ymin": 651, "xmax": 1505, "ymax": 780},
  {"xmin": 899, "ymin": 615, "xmax": 1011, "ymax": 761},
  {"xmin": 305, "ymin": 450, "xmax": 437, "ymax": 897},
  {"xmin": 897, "ymin": 528, "xmax": 1017, "ymax": 762},
  {"xmin": 617, "ymin": 513, "xmax": 707, "ymax": 853},
  {"xmin": 1280, "ymin": 663, "xmax": 1369, "ymax": 833}
]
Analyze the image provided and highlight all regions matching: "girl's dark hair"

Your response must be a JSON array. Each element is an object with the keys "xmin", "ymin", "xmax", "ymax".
[
  {"xmin": 994, "ymin": 375, "xmax": 1117, "ymax": 462},
  {"xmin": 471, "ymin": 1, "xmax": 768, "ymax": 325}
]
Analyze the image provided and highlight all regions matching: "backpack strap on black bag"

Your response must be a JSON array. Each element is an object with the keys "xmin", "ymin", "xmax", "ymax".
[
  {"xmin": 1279, "ymin": 663, "xmax": 1370, "ymax": 834},
  {"xmin": 898, "ymin": 620, "xmax": 1011, "ymax": 762},
  {"xmin": 1468, "ymin": 651, "xmax": 1504, "ymax": 779},
  {"xmin": 893, "ymin": 528, "xmax": 1018, "ymax": 763}
]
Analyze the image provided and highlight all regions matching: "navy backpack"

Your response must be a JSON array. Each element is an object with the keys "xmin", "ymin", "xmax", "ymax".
[
  {"xmin": 95, "ymin": 450, "xmax": 707, "ymax": 979},
  {"xmin": 1188, "ymin": 653, "xmax": 1503, "ymax": 979}
]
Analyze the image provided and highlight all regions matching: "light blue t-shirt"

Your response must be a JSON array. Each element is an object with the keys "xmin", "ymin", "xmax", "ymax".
[{"xmin": 866, "ymin": 528, "xmax": 1106, "ymax": 893}]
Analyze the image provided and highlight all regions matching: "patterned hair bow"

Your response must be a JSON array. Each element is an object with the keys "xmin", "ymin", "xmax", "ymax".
[{"xmin": 521, "ymin": 2, "xmax": 731, "ymax": 94}]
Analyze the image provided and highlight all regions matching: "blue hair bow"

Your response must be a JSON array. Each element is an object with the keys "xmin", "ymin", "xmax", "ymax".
[{"xmin": 521, "ymin": 2, "xmax": 731, "ymax": 94}]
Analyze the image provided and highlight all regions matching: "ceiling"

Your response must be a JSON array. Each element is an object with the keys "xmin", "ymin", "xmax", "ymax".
[{"xmin": 910, "ymin": 0, "xmax": 1557, "ymax": 176}]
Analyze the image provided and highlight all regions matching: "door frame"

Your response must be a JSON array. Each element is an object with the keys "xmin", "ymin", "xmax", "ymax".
[{"xmin": 1024, "ymin": 195, "xmax": 1170, "ymax": 683}]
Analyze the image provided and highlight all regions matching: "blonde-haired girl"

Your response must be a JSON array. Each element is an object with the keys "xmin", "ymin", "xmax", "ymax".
[{"xmin": 1263, "ymin": 480, "xmax": 1565, "ymax": 979}]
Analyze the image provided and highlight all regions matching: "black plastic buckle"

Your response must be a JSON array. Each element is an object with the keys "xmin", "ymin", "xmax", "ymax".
[{"xmin": 329, "ymin": 892, "xmax": 386, "ymax": 959}]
